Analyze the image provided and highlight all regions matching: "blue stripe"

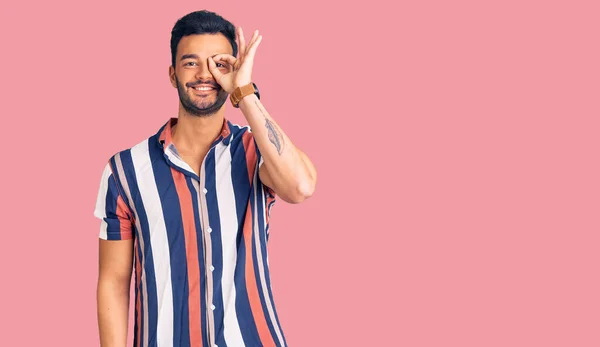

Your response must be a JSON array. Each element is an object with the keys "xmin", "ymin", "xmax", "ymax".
[
  {"xmin": 203, "ymin": 148, "xmax": 228, "ymax": 347},
  {"xmin": 136, "ymin": 239, "xmax": 146, "ymax": 347},
  {"xmin": 109, "ymin": 156, "xmax": 133, "ymax": 214},
  {"xmin": 103, "ymin": 174, "xmax": 125, "ymax": 240},
  {"xmin": 230, "ymin": 129, "xmax": 262, "ymax": 346},
  {"xmin": 149, "ymin": 138, "xmax": 191, "ymax": 347},
  {"xmin": 250, "ymin": 178, "xmax": 280, "ymax": 346},
  {"xmin": 265, "ymin": 187, "xmax": 276, "ymax": 241},
  {"xmin": 186, "ymin": 176, "xmax": 209, "ymax": 347},
  {"xmin": 120, "ymin": 149, "xmax": 159, "ymax": 346},
  {"xmin": 255, "ymin": 179, "xmax": 287, "ymax": 347}
]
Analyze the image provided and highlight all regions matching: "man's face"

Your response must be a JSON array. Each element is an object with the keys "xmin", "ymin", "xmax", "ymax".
[{"xmin": 169, "ymin": 33, "xmax": 233, "ymax": 117}]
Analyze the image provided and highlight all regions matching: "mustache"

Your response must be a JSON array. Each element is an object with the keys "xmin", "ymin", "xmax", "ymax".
[{"xmin": 186, "ymin": 80, "xmax": 220, "ymax": 89}]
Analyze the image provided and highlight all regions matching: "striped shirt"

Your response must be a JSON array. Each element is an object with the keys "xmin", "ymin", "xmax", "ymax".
[{"xmin": 94, "ymin": 117, "xmax": 287, "ymax": 347}]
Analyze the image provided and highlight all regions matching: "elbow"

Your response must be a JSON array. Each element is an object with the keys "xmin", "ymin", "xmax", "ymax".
[
  {"xmin": 284, "ymin": 179, "xmax": 316, "ymax": 204},
  {"xmin": 298, "ymin": 179, "xmax": 316, "ymax": 200}
]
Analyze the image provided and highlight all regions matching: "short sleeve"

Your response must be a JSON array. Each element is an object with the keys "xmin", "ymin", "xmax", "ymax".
[{"xmin": 93, "ymin": 162, "xmax": 134, "ymax": 241}]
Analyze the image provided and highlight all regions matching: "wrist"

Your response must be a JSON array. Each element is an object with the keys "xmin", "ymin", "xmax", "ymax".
[{"xmin": 238, "ymin": 93, "xmax": 259, "ymax": 109}]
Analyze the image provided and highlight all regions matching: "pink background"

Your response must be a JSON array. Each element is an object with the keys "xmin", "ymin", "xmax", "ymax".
[{"xmin": 0, "ymin": 0, "xmax": 598, "ymax": 346}]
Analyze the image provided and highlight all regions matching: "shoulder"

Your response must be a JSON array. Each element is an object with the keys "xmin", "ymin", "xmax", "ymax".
[
  {"xmin": 110, "ymin": 119, "xmax": 172, "ymax": 162},
  {"xmin": 100, "ymin": 132, "xmax": 158, "ymax": 176},
  {"xmin": 227, "ymin": 121, "xmax": 258, "ymax": 149},
  {"xmin": 227, "ymin": 120, "xmax": 253, "ymax": 139}
]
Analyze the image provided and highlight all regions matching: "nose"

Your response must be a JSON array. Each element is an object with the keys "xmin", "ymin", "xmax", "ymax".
[{"xmin": 195, "ymin": 60, "xmax": 213, "ymax": 81}]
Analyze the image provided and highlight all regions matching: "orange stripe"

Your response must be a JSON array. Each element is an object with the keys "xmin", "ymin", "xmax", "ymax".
[
  {"xmin": 243, "ymin": 204, "xmax": 277, "ymax": 347},
  {"xmin": 242, "ymin": 131, "xmax": 257, "ymax": 181},
  {"xmin": 172, "ymin": 169, "xmax": 202, "ymax": 346},
  {"xmin": 134, "ymin": 238, "xmax": 142, "ymax": 347},
  {"xmin": 159, "ymin": 118, "xmax": 175, "ymax": 147},
  {"xmin": 116, "ymin": 195, "xmax": 133, "ymax": 239},
  {"xmin": 242, "ymin": 131, "xmax": 277, "ymax": 346}
]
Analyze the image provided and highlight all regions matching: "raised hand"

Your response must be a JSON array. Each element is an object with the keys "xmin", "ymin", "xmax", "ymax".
[{"xmin": 208, "ymin": 27, "xmax": 262, "ymax": 94}]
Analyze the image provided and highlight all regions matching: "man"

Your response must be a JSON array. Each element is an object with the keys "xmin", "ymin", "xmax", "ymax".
[{"xmin": 93, "ymin": 10, "xmax": 317, "ymax": 347}]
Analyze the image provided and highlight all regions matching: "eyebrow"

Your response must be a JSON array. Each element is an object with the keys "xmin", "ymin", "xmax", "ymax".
[{"xmin": 180, "ymin": 54, "xmax": 199, "ymax": 61}]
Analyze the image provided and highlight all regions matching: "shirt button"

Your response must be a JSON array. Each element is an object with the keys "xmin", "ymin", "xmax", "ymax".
[
  {"xmin": 203, "ymin": 188, "xmax": 208, "ymax": 194},
  {"xmin": 211, "ymin": 304, "xmax": 216, "ymax": 310},
  {"xmin": 210, "ymin": 265, "xmax": 215, "ymax": 271},
  {"xmin": 206, "ymin": 227, "xmax": 212, "ymax": 234}
]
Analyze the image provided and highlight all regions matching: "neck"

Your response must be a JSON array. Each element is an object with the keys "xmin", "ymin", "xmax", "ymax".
[{"xmin": 172, "ymin": 107, "xmax": 225, "ymax": 153}]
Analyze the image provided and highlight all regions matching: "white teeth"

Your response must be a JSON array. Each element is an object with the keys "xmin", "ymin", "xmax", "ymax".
[{"xmin": 194, "ymin": 87, "xmax": 213, "ymax": 91}]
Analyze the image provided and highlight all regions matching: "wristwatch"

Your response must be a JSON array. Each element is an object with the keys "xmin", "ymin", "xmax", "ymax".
[{"xmin": 230, "ymin": 82, "xmax": 260, "ymax": 108}]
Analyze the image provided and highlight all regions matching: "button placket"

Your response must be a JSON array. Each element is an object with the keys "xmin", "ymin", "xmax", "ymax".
[{"xmin": 197, "ymin": 168, "xmax": 215, "ymax": 347}]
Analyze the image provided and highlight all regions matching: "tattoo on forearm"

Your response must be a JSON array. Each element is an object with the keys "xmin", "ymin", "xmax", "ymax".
[
  {"xmin": 265, "ymin": 118, "xmax": 283, "ymax": 154},
  {"xmin": 255, "ymin": 100, "xmax": 284, "ymax": 155}
]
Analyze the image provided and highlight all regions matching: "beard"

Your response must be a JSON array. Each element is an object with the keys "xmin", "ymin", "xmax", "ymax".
[{"xmin": 176, "ymin": 76, "xmax": 229, "ymax": 117}]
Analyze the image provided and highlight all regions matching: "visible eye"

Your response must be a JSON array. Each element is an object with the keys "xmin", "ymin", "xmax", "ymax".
[
  {"xmin": 216, "ymin": 62, "xmax": 228, "ymax": 69},
  {"xmin": 184, "ymin": 62, "xmax": 197, "ymax": 66}
]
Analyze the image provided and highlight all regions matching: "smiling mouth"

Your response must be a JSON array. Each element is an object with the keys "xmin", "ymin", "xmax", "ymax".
[
  {"xmin": 189, "ymin": 83, "xmax": 219, "ymax": 93},
  {"xmin": 193, "ymin": 86, "xmax": 215, "ymax": 91}
]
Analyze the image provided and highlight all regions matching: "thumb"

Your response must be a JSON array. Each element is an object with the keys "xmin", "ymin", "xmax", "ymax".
[{"xmin": 207, "ymin": 57, "xmax": 224, "ymax": 83}]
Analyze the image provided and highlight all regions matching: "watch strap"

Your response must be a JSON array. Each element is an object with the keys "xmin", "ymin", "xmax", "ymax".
[{"xmin": 230, "ymin": 83, "xmax": 257, "ymax": 108}]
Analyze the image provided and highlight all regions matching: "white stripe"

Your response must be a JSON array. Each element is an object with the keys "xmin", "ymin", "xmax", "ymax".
[
  {"xmin": 253, "ymin": 170, "xmax": 286, "ymax": 347},
  {"xmin": 214, "ymin": 141, "xmax": 246, "ymax": 347},
  {"xmin": 94, "ymin": 163, "xmax": 111, "ymax": 240},
  {"xmin": 99, "ymin": 220, "xmax": 108, "ymax": 240},
  {"xmin": 131, "ymin": 140, "xmax": 173, "ymax": 346},
  {"xmin": 165, "ymin": 144, "xmax": 196, "ymax": 176}
]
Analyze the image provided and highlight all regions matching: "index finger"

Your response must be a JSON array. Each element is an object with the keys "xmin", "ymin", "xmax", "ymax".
[
  {"xmin": 211, "ymin": 54, "xmax": 238, "ymax": 69},
  {"xmin": 212, "ymin": 54, "xmax": 237, "ymax": 64}
]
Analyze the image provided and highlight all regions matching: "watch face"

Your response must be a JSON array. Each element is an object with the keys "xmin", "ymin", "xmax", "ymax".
[{"xmin": 252, "ymin": 83, "xmax": 260, "ymax": 99}]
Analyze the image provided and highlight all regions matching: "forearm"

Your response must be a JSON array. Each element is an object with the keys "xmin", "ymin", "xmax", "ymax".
[
  {"xmin": 238, "ymin": 94, "xmax": 316, "ymax": 200},
  {"xmin": 97, "ymin": 278, "xmax": 130, "ymax": 347}
]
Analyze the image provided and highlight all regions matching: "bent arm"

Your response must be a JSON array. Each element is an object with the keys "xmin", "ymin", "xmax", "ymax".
[
  {"xmin": 239, "ymin": 94, "xmax": 317, "ymax": 204},
  {"xmin": 97, "ymin": 238, "xmax": 134, "ymax": 347}
]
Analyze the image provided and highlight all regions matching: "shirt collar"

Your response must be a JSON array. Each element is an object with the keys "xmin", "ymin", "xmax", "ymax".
[{"xmin": 157, "ymin": 117, "xmax": 233, "ymax": 152}]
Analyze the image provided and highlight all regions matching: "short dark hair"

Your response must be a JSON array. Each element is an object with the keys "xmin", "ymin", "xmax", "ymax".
[{"xmin": 170, "ymin": 10, "xmax": 238, "ymax": 67}]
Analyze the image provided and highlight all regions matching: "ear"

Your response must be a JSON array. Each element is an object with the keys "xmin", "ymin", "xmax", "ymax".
[{"xmin": 169, "ymin": 65, "xmax": 177, "ymax": 88}]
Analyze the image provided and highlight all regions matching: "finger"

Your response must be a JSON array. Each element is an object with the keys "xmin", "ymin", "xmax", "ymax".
[
  {"xmin": 246, "ymin": 30, "xmax": 259, "ymax": 51},
  {"xmin": 245, "ymin": 34, "xmax": 262, "ymax": 61},
  {"xmin": 213, "ymin": 54, "xmax": 239, "ymax": 71},
  {"xmin": 239, "ymin": 29, "xmax": 258, "ymax": 63},
  {"xmin": 238, "ymin": 27, "xmax": 246, "ymax": 58},
  {"xmin": 207, "ymin": 57, "xmax": 224, "ymax": 82},
  {"xmin": 212, "ymin": 54, "xmax": 237, "ymax": 68},
  {"xmin": 243, "ymin": 31, "xmax": 260, "ymax": 60}
]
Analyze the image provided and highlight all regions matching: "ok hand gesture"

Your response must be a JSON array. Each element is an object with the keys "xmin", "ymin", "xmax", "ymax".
[{"xmin": 208, "ymin": 27, "xmax": 262, "ymax": 94}]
